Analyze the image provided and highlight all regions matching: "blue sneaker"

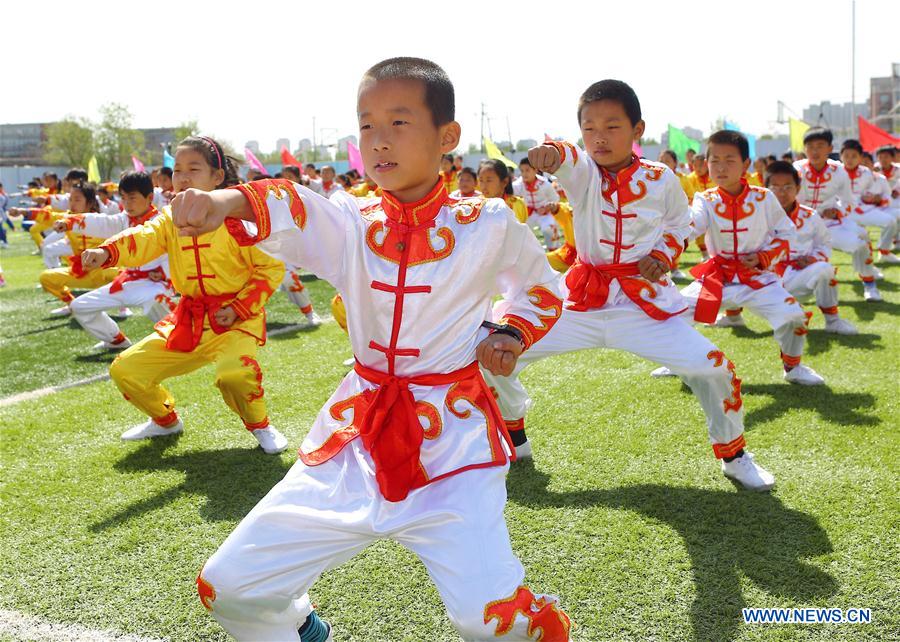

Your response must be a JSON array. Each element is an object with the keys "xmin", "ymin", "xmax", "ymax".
[{"xmin": 298, "ymin": 611, "xmax": 332, "ymax": 642}]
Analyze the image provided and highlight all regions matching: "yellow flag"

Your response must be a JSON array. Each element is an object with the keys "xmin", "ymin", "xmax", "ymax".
[
  {"xmin": 483, "ymin": 137, "xmax": 518, "ymax": 170},
  {"xmin": 789, "ymin": 118, "xmax": 811, "ymax": 153},
  {"xmin": 87, "ymin": 155, "xmax": 101, "ymax": 183}
]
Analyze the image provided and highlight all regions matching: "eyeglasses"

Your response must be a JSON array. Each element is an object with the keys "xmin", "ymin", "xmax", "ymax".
[{"xmin": 768, "ymin": 184, "xmax": 797, "ymax": 192}]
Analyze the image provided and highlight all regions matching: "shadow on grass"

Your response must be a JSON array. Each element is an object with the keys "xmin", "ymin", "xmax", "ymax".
[
  {"xmin": 12, "ymin": 317, "xmax": 79, "ymax": 336},
  {"xmin": 803, "ymin": 329, "xmax": 882, "ymax": 356},
  {"xmin": 267, "ymin": 321, "xmax": 323, "ymax": 341},
  {"xmin": 740, "ymin": 383, "xmax": 879, "ymax": 428},
  {"xmin": 74, "ymin": 352, "xmax": 118, "ymax": 364},
  {"xmin": 90, "ymin": 438, "xmax": 292, "ymax": 532},
  {"xmin": 507, "ymin": 463, "xmax": 837, "ymax": 642},
  {"xmin": 839, "ymin": 297, "xmax": 900, "ymax": 321}
]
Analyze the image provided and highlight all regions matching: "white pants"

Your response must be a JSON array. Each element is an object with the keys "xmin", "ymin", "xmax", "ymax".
[
  {"xmin": 280, "ymin": 268, "xmax": 313, "ymax": 313},
  {"xmin": 42, "ymin": 236, "xmax": 71, "ymax": 269},
  {"xmin": 484, "ymin": 303, "xmax": 745, "ymax": 453},
  {"xmin": 70, "ymin": 280, "xmax": 173, "ymax": 342},
  {"xmin": 200, "ymin": 441, "xmax": 568, "ymax": 641},
  {"xmin": 681, "ymin": 280, "xmax": 808, "ymax": 359},
  {"xmin": 851, "ymin": 207, "xmax": 898, "ymax": 252},
  {"xmin": 826, "ymin": 218, "xmax": 875, "ymax": 279},
  {"xmin": 781, "ymin": 262, "xmax": 838, "ymax": 311}
]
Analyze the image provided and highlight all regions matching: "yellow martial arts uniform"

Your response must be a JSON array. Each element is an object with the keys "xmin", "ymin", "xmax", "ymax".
[
  {"xmin": 100, "ymin": 208, "xmax": 284, "ymax": 430},
  {"xmin": 39, "ymin": 216, "xmax": 115, "ymax": 302},
  {"xmin": 440, "ymin": 169, "xmax": 459, "ymax": 194},
  {"xmin": 545, "ymin": 201, "xmax": 577, "ymax": 272}
]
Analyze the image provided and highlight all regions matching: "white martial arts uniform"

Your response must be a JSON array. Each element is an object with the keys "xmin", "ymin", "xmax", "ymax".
[
  {"xmin": 514, "ymin": 175, "xmax": 564, "ymax": 250},
  {"xmin": 152, "ymin": 187, "xmax": 172, "ymax": 210},
  {"xmin": 681, "ymin": 182, "xmax": 808, "ymax": 366},
  {"xmin": 279, "ymin": 264, "xmax": 314, "ymax": 314},
  {"xmin": 794, "ymin": 158, "xmax": 876, "ymax": 282},
  {"xmin": 198, "ymin": 179, "xmax": 571, "ymax": 641},
  {"xmin": 41, "ymin": 233, "xmax": 71, "ymax": 268},
  {"xmin": 68, "ymin": 206, "xmax": 175, "ymax": 342},
  {"xmin": 776, "ymin": 202, "xmax": 839, "ymax": 313},
  {"xmin": 484, "ymin": 143, "xmax": 748, "ymax": 460},
  {"xmin": 845, "ymin": 164, "xmax": 897, "ymax": 253}
]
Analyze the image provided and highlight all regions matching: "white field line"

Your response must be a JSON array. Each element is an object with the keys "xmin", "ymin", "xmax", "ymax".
[
  {"xmin": 0, "ymin": 609, "xmax": 168, "ymax": 642},
  {"xmin": 0, "ymin": 317, "xmax": 334, "ymax": 409}
]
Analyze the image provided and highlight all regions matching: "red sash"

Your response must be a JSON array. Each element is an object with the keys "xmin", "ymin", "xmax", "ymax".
[
  {"xmin": 690, "ymin": 256, "xmax": 768, "ymax": 323},
  {"xmin": 565, "ymin": 260, "xmax": 678, "ymax": 320},
  {"xmin": 162, "ymin": 293, "xmax": 234, "ymax": 352},
  {"xmin": 66, "ymin": 255, "xmax": 87, "ymax": 278},
  {"xmin": 353, "ymin": 360, "xmax": 508, "ymax": 502},
  {"xmin": 109, "ymin": 266, "xmax": 166, "ymax": 293}
]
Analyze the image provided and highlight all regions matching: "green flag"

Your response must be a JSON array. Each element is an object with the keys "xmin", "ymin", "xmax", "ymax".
[{"xmin": 667, "ymin": 124, "xmax": 701, "ymax": 158}]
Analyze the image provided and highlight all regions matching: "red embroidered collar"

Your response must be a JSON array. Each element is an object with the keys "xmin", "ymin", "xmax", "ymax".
[
  {"xmin": 806, "ymin": 160, "xmax": 831, "ymax": 182},
  {"xmin": 129, "ymin": 205, "xmax": 158, "ymax": 226},
  {"xmin": 717, "ymin": 179, "xmax": 750, "ymax": 206},
  {"xmin": 785, "ymin": 201, "xmax": 800, "ymax": 223},
  {"xmin": 381, "ymin": 179, "xmax": 448, "ymax": 225},
  {"xmin": 599, "ymin": 155, "xmax": 641, "ymax": 200}
]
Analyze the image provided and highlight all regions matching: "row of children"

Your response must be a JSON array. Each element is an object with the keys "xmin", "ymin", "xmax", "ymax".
[{"xmin": 4, "ymin": 55, "xmax": 897, "ymax": 639}]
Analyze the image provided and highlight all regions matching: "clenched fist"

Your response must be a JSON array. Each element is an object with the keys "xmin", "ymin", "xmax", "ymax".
[
  {"xmin": 476, "ymin": 333, "xmax": 524, "ymax": 376},
  {"xmin": 81, "ymin": 248, "xmax": 110, "ymax": 270},
  {"xmin": 53, "ymin": 220, "xmax": 68, "ymax": 233},
  {"xmin": 638, "ymin": 255, "xmax": 668, "ymax": 281},
  {"xmin": 528, "ymin": 145, "xmax": 562, "ymax": 174},
  {"xmin": 214, "ymin": 305, "xmax": 238, "ymax": 327}
]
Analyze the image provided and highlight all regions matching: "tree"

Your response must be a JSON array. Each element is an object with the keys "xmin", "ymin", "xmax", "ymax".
[
  {"xmin": 174, "ymin": 120, "xmax": 199, "ymax": 143},
  {"xmin": 44, "ymin": 117, "xmax": 94, "ymax": 167},
  {"xmin": 639, "ymin": 137, "xmax": 659, "ymax": 146},
  {"xmin": 93, "ymin": 103, "xmax": 145, "ymax": 181}
]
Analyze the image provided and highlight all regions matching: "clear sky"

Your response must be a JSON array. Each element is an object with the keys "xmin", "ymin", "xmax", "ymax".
[{"xmin": 4, "ymin": 0, "xmax": 897, "ymax": 152}]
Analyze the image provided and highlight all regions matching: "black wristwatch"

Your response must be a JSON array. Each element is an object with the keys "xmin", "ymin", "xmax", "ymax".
[{"xmin": 481, "ymin": 320, "xmax": 525, "ymax": 346}]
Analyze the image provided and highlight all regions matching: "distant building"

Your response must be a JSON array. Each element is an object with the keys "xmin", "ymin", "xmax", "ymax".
[
  {"xmin": 245, "ymin": 140, "xmax": 260, "ymax": 154},
  {"xmin": 297, "ymin": 138, "xmax": 312, "ymax": 152},
  {"xmin": 802, "ymin": 101, "xmax": 869, "ymax": 136},
  {"xmin": 337, "ymin": 135, "xmax": 358, "ymax": 153},
  {"xmin": 276, "ymin": 138, "xmax": 291, "ymax": 152},
  {"xmin": 870, "ymin": 63, "xmax": 900, "ymax": 134},
  {"xmin": 516, "ymin": 138, "xmax": 538, "ymax": 151},
  {"xmin": 0, "ymin": 122, "xmax": 49, "ymax": 165}
]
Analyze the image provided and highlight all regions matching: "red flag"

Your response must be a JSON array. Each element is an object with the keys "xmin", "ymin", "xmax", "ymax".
[
  {"xmin": 280, "ymin": 146, "xmax": 303, "ymax": 168},
  {"xmin": 858, "ymin": 116, "xmax": 900, "ymax": 152}
]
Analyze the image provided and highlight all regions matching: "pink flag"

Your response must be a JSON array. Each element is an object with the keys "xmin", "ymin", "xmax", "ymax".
[
  {"xmin": 131, "ymin": 156, "xmax": 145, "ymax": 172},
  {"xmin": 347, "ymin": 141, "xmax": 365, "ymax": 175},
  {"xmin": 544, "ymin": 133, "xmax": 554, "ymax": 142},
  {"xmin": 244, "ymin": 147, "xmax": 268, "ymax": 174},
  {"xmin": 632, "ymin": 141, "xmax": 644, "ymax": 158}
]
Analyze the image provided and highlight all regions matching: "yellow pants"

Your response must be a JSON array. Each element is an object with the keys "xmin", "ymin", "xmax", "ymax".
[
  {"xmin": 39, "ymin": 267, "xmax": 118, "ymax": 303},
  {"xmin": 331, "ymin": 294, "xmax": 348, "ymax": 333},
  {"xmin": 109, "ymin": 329, "xmax": 269, "ymax": 429},
  {"xmin": 30, "ymin": 221, "xmax": 52, "ymax": 249}
]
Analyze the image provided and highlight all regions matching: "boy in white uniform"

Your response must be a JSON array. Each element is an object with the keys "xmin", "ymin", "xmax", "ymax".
[
  {"xmin": 794, "ymin": 128, "xmax": 882, "ymax": 301},
  {"xmin": 485, "ymin": 82, "xmax": 775, "ymax": 491},
  {"xmin": 173, "ymin": 58, "xmax": 572, "ymax": 642},
  {"xmin": 65, "ymin": 172, "xmax": 175, "ymax": 350},
  {"xmin": 513, "ymin": 158, "xmax": 563, "ymax": 249},
  {"xmin": 840, "ymin": 139, "xmax": 899, "ymax": 263}
]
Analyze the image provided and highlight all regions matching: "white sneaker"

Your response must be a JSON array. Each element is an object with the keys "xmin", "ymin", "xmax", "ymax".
[
  {"xmin": 650, "ymin": 366, "xmax": 677, "ymax": 378},
  {"xmin": 669, "ymin": 268, "xmax": 688, "ymax": 280},
  {"xmin": 823, "ymin": 317, "xmax": 857, "ymax": 335},
  {"xmin": 112, "ymin": 306, "xmax": 133, "ymax": 319},
  {"xmin": 252, "ymin": 426, "xmax": 288, "ymax": 454},
  {"xmin": 121, "ymin": 418, "xmax": 184, "ymax": 441},
  {"xmin": 783, "ymin": 364, "xmax": 825, "ymax": 385},
  {"xmin": 514, "ymin": 439, "xmax": 533, "ymax": 460},
  {"xmin": 50, "ymin": 305, "xmax": 71, "ymax": 316},
  {"xmin": 721, "ymin": 452, "xmax": 775, "ymax": 492},
  {"xmin": 863, "ymin": 285, "xmax": 882, "ymax": 302},
  {"xmin": 879, "ymin": 252, "xmax": 900, "ymax": 264},
  {"xmin": 93, "ymin": 337, "xmax": 133, "ymax": 351},
  {"xmin": 305, "ymin": 311, "xmax": 322, "ymax": 326},
  {"xmin": 715, "ymin": 313, "xmax": 746, "ymax": 328}
]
